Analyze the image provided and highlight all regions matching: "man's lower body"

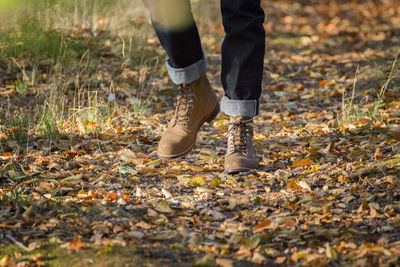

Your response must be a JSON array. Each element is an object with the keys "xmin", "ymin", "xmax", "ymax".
[{"xmin": 144, "ymin": 0, "xmax": 265, "ymax": 173}]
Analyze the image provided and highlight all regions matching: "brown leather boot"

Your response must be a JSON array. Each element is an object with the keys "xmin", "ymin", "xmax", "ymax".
[
  {"xmin": 157, "ymin": 75, "xmax": 219, "ymax": 159},
  {"xmin": 224, "ymin": 116, "xmax": 260, "ymax": 174}
]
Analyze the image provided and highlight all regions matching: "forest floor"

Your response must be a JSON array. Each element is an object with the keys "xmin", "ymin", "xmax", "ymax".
[{"xmin": 1, "ymin": 0, "xmax": 400, "ymax": 266}]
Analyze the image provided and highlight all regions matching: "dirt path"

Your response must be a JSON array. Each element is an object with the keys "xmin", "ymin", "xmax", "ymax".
[{"xmin": 1, "ymin": 0, "xmax": 400, "ymax": 266}]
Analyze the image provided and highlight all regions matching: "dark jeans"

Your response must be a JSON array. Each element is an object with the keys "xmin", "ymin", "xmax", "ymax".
[{"xmin": 146, "ymin": 0, "xmax": 265, "ymax": 117}]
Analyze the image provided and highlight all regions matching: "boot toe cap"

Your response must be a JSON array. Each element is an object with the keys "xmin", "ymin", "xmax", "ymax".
[
  {"xmin": 224, "ymin": 154, "xmax": 259, "ymax": 173},
  {"xmin": 157, "ymin": 132, "xmax": 194, "ymax": 158}
]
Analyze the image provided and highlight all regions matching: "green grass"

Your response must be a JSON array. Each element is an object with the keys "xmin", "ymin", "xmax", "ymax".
[
  {"xmin": 272, "ymin": 35, "xmax": 302, "ymax": 46},
  {"xmin": 0, "ymin": 243, "xmax": 204, "ymax": 267},
  {"xmin": 0, "ymin": 0, "xmax": 176, "ymax": 148},
  {"xmin": 0, "ymin": 23, "xmax": 91, "ymax": 66},
  {"xmin": 0, "ymin": 187, "xmax": 30, "ymax": 211},
  {"xmin": 0, "ymin": 20, "xmax": 105, "ymax": 143},
  {"xmin": 38, "ymin": 102, "xmax": 62, "ymax": 138},
  {"xmin": 1, "ymin": 112, "xmax": 32, "ymax": 146},
  {"xmin": 0, "ymin": 19, "xmax": 147, "ymax": 144},
  {"xmin": 339, "ymin": 52, "xmax": 400, "ymax": 125}
]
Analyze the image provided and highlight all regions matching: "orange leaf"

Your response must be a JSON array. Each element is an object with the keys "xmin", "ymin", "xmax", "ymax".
[
  {"xmin": 68, "ymin": 235, "xmax": 85, "ymax": 252},
  {"xmin": 32, "ymin": 253, "xmax": 49, "ymax": 262},
  {"xmin": 183, "ymin": 163, "xmax": 204, "ymax": 172},
  {"xmin": 276, "ymin": 256, "xmax": 286, "ymax": 264},
  {"xmin": 253, "ymin": 219, "xmax": 272, "ymax": 233},
  {"xmin": 283, "ymin": 219, "xmax": 297, "ymax": 227},
  {"xmin": 106, "ymin": 192, "xmax": 117, "ymax": 201},
  {"xmin": 319, "ymin": 80, "xmax": 329, "ymax": 87},
  {"xmin": 3, "ymin": 152, "xmax": 11, "ymax": 157},
  {"xmin": 63, "ymin": 147, "xmax": 77, "ymax": 158},
  {"xmin": 114, "ymin": 126, "xmax": 123, "ymax": 134},
  {"xmin": 123, "ymin": 194, "xmax": 131, "ymax": 202},
  {"xmin": 0, "ymin": 255, "xmax": 11, "ymax": 266},
  {"xmin": 292, "ymin": 158, "xmax": 313, "ymax": 168},
  {"xmin": 287, "ymin": 180, "xmax": 302, "ymax": 192},
  {"xmin": 84, "ymin": 121, "xmax": 98, "ymax": 130}
]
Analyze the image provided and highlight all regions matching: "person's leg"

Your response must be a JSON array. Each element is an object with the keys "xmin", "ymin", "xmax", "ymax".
[
  {"xmin": 144, "ymin": 0, "xmax": 205, "ymax": 84},
  {"xmin": 144, "ymin": 0, "xmax": 219, "ymax": 159},
  {"xmin": 219, "ymin": 0, "xmax": 265, "ymax": 173},
  {"xmin": 220, "ymin": 0, "xmax": 265, "ymax": 116}
]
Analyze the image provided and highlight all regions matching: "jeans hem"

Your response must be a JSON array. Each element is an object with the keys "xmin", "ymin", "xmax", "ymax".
[
  {"xmin": 166, "ymin": 56, "xmax": 207, "ymax": 84},
  {"xmin": 220, "ymin": 95, "xmax": 259, "ymax": 117}
]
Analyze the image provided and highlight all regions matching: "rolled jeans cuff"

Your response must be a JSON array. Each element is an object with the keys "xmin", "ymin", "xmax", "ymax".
[
  {"xmin": 166, "ymin": 56, "xmax": 207, "ymax": 84},
  {"xmin": 220, "ymin": 95, "xmax": 259, "ymax": 117}
]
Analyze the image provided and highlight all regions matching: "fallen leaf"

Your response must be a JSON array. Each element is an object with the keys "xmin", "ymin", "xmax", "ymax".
[
  {"xmin": 0, "ymin": 255, "xmax": 10, "ymax": 267},
  {"xmin": 215, "ymin": 258, "xmax": 234, "ymax": 267},
  {"xmin": 319, "ymin": 80, "xmax": 329, "ymax": 86},
  {"xmin": 252, "ymin": 252, "xmax": 268, "ymax": 264},
  {"xmin": 161, "ymin": 188, "xmax": 172, "ymax": 199},
  {"xmin": 136, "ymin": 221, "xmax": 154, "ymax": 230},
  {"xmin": 292, "ymin": 158, "xmax": 313, "ymax": 168},
  {"xmin": 68, "ymin": 235, "xmax": 85, "ymax": 252},
  {"xmin": 31, "ymin": 253, "xmax": 49, "ymax": 262},
  {"xmin": 190, "ymin": 176, "xmax": 206, "ymax": 186},
  {"xmin": 253, "ymin": 219, "xmax": 272, "ymax": 233},
  {"xmin": 276, "ymin": 256, "xmax": 286, "ymax": 264}
]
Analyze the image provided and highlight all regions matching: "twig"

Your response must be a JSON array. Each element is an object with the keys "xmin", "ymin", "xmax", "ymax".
[
  {"xmin": 119, "ymin": 34, "xmax": 126, "ymax": 58},
  {"xmin": 379, "ymin": 51, "xmax": 400, "ymax": 97},
  {"xmin": 11, "ymin": 57, "xmax": 30, "ymax": 82},
  {"xmin": 347, "ymin": 157, "xmax": 400, "ymax": 179},
  {"xmin": 6, "ymin": 233, "xmax": 35, "ymax": 251}
]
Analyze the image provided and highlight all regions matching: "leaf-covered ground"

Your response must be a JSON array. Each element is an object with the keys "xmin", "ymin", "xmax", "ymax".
[{"xmin": 1, "ymin": 0, "xmax": 400, "ymax": 266}]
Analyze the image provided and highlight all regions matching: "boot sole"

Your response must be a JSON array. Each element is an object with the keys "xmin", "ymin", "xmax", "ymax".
[
  {"xmin": 157, "ymin": 103, "xmax": 220, "ymax": 159},
  {"xmin": 225, "ymin": 161, "xmax": 260, "ymax": 175},
  {"xmin": 225, "ymin": 167, "xmax": 253, "ymax": 175}
]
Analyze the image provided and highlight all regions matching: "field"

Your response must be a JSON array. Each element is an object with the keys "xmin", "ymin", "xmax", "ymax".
[{"xmin": 1, "ymin": 0, "xmax": 400, "ymax": 266}]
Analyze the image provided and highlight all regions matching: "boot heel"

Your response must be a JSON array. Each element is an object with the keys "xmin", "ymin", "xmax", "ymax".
[{"xmin": 205, "ymin": 103, "xmax": 220, "ymax": 123}]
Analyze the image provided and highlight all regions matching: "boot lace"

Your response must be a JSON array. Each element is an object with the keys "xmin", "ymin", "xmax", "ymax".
[
  {"xmin": 226, "ymin": 119, "xmax": 253, "ymax": 154},
  {"xmin": 171, "ymin": 85, "xmax": 196, "ymax": 127}
]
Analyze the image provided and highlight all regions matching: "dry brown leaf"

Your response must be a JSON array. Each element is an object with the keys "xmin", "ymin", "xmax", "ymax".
[
  {"xmin": 276, "ymin": 256, "xmax": 286, "ymax": 264},
  {"xmin": 161, "ymin": 188, "xmax": 172, "ymax": 199},
  {"xmin": 31, "ymin": 253, "xmax": 49, "ymax": 262},
  {"xmin": 252, "ymin": 252, "xmax": 268, "ymax": 264},
  {"xmin": 135, "ymin": 221, "xmax": 154, "ymax": 230},
  {"xmin": 0, "ymin": 255, "xmax": 10, "ymax": 267},
  {"xmin": 215, "ymin": 258, "xmax": 234, "ymax": 267},
  {"xmin": 292, "ymin": 158, "xmax": 313, "ymax": 168},
  {"xmin": 253, "ymin": 219, "xmax": 272, "ymax": 233},
  {"xmin": 68, "ymin": 235, "xmax": 85, "ymax": 252}
]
